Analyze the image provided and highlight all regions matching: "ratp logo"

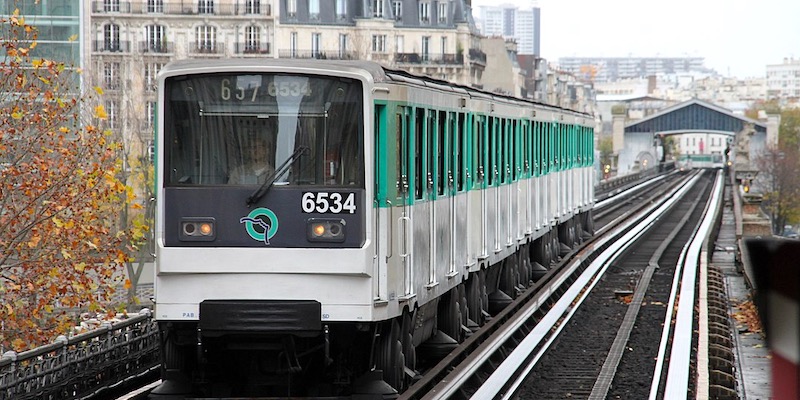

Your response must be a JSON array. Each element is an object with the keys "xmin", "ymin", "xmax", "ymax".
[{"xmin": 240, "ymin": 208, "xmax": 279, "ymax": 245}]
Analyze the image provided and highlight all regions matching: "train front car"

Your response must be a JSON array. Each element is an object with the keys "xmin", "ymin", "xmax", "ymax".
[{"xmin": 152, "ymin": 60, "xmax": 376, "ymax": 398}]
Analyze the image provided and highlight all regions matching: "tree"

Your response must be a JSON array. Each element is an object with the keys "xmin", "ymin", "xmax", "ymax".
[
  {"xmin": 0, "ymin": 10, "xmax": 130, "ymax": 350},
  {"xmin": 753, "ymin": 107, "xmax": 800, "ymax": 235}
]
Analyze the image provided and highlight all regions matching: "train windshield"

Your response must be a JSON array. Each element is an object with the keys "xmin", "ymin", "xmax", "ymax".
[{"xmin": 163, "ymin": 72, "xmax": 364, "ymax": 187}]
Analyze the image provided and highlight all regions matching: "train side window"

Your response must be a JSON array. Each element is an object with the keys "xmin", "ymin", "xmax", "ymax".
[
  {"xmin": 500, "ymin": 118, "xmax": 507, "ymax": 184},
  {"xmin": 457, "ymin": 112, "xmax": 466, "ymax": 192},
  {"xmin": 487, "ymin": 117, "xmax": 495, "ymax": 186},
  {"xmin": 427, "ymin": 109, "xmax": 436, "ymax": 199},
  {"xmin": 475, "ymin": 115, "xmax": 484, "ymax": 187},
  {"xmin": 512, "ymin": 119, "xmax": 518, "ymax": 181},
  {"xmin": 415, "ymin": 108, "xmax": 424, "ymax": 200},
  {"xmin": 520, "ymin": 120, "xmax": 528, "ymax": 176},
  {"xmin": 438, "ymin": 110, "xmax": 448, "ymax": 196},
  {"xmin": 395, "ymin": 110, "xmax": 405, "ymax": 194}
]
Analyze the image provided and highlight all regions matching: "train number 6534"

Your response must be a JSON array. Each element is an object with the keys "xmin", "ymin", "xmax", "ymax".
[{"xmin": 302, "ymin": 192, "xmax": 356, "ymax": 214}]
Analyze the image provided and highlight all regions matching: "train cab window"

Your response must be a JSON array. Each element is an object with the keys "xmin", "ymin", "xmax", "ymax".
[{"xmin": 164, "ymin": 73, "xmax": 364, "ymax": 187}]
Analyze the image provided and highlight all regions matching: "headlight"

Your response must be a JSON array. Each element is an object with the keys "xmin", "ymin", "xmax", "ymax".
[
  {"xmin": 307, "ymin": 218, "xmax": 346, "ymax": 242},
  {"xmin": 180, "ymin": 217, "xmax": 216, "ymax": 241}
]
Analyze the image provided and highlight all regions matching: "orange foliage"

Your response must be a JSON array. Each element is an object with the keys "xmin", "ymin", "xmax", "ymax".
[{"xmin": 0, "ymin": 10, "xmax": 131, "ymax": 351}]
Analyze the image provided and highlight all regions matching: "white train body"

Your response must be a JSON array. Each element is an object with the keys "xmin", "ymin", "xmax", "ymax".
[{"xmin": 152, "ymin": 59, "xmax": 594, "ymax": 397}]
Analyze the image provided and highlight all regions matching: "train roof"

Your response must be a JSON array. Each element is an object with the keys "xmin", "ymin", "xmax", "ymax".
[{"xmin": 160, "ymin": 59, "xmax": 591, "ymax": 119}]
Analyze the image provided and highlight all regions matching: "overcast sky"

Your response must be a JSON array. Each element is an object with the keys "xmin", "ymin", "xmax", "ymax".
[{"xmin": 471, "ymin": 0, "xmax": 800, "ymax": 78}]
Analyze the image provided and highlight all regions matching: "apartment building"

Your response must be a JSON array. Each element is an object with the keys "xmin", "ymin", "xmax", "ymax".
[{"xmin": 767, "ymin": 58, "xmax": 800, "ymax": 101}]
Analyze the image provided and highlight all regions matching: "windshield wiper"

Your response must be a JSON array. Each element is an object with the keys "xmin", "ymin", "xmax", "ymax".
[{"xmin": 246, "ymin": 146, "xmax": 309, "ymax": 207}]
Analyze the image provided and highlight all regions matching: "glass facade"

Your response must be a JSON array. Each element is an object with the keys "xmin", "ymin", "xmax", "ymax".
[{"xmin": 0, "ymin": 0, "xmax": 81, "ymax": 66}]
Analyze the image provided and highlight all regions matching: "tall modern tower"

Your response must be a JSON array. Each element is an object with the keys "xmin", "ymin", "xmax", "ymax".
[{"xmin": 476, "ymin": 4, "xmax": 540, "ymax": 56}]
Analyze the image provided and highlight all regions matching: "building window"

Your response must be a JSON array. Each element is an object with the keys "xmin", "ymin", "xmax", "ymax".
[
  {"xmin": 105, "ymin": 100, "xmax": 117, "ymax": 129},
  {"xmin": 338, "ymin": 33, "xmax": 348, "ymax": 58},
  {"xmin": 245, "ymin": 25, "xmax": 261, "ymax": 52},
  {"xmin": 396, "ymin": 35, "xmax": 404, "ymax": 53},
  {"xmin": 309, "ymin": 0, "xmax": 319, "ymax": 19},
  {"xmin": 440, "ymin": 36, "xmax": 447, "ymax": 56},
  {"xmin": 419, "ymin": 2, "xmax": 429, "ymax": 23},
  {"xmin": 372, "ymin": 0, "xmax": 384, "ymax": 17},
  {"xmin": 103, "ymin": 62, "xmax": 120, "ymax": 90},
  {"xmin": 245, "ymin": 0, "xmax": 260, "ymax": 14},
  {"xmin": 290, "ymin": 32, "xmax": 297, "ymax": 57},
  {"xmin": 311, "ymin": 33, "xmax": 321, "ymax": 58},
  {"xmin": 198, "ymin": 0, "xmax": 214, "ymax": 14},
  {"xmin": 145, "ymin": 25, "xmax": 166, "ymax": 52},
  {"xmin": 147, "ymin": 101, "xmax": 156, "ymax": 129},
  {"xmin": 372, "ymin": 34, "xmax": 386, "ymax": 53},
  {"xmin": 104, "ymin": 23, "xmax": 120, "ymax": 51},
  {"xmin": 145, "ymin": 62, "xmax": 163, "ymax": 92},
  {"xmin": 438, "ymin": 2, "xmax": 447, "ymax": 23},
  {"xmin": 421, "ymin": 36, "xmax": 430, "ymax": 61},
  {"xmin": 147, "ymin": 0, "xmax": 163, "ymax": 13},
  {"xmin": 104, "ymin": 0, "xmax": 120, "ymax": 12},
  {"xmin": 393, "ymin": 0, "xmax": 402, "ymax": 21},
  {"xmin": 287, "ymin": 0, "xmax": 297, "ymax": 17},
  {"xmin": 196, "ymin": 25, "xmax": 216, "ymax": 52},
  {"xmin": 335, "ymin": 0, "xmax": 346, "ymax": 19}
]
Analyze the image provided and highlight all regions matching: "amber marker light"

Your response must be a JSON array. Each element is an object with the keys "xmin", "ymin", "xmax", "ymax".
[
  {"xmin": 200, "ymin": 222, "xmax": 213, "ymax": 236},
  {"xmin": 179, "ymin": 217, "xmax": 216, "ymax": 242},
  {"xmin": 307, "ymin": 218, "xmax": 346, "ymax": 243}
]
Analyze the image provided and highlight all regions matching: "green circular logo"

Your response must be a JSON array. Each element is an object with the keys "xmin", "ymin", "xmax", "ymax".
[{"xmin": 239, "ymin": 208, "xmax": 278, "ymax": 244}]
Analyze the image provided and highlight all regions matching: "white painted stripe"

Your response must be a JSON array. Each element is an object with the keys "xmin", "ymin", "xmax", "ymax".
[{"xmin": 769, "ymin": 291, "xmax": 800, "ymax": 364}]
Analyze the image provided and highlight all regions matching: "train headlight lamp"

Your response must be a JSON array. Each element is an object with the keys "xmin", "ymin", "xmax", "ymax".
[
  {"xmin": 307, "ymin": 219, "xmax": 346, "ymax": 242},
  {"xmin": 180, "ymin": 217, "xmax": 216, "ymax": 241}
]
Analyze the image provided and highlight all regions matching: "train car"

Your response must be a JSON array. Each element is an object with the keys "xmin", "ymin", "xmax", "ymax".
[
  {"xmin": 150, "ymin": 59, "xmax": 595, "ymax": 398},
  {"xmin": 676, "ymin": 154, "xmax": 724, "ymax": 170}
]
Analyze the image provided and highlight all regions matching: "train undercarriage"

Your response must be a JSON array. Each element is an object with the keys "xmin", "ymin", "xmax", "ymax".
[{"xmin": 149, "ymin": 211, "xmax": 592, "ymax": 399}]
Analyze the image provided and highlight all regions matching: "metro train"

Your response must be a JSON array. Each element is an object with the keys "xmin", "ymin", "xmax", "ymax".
[
  {"xmin": 676, "ymin": 153, "xmax": 725, "ymax": 170},
  {"xmin": 151, "ymin": 59, "xmax": 595, "ymax": 398}
]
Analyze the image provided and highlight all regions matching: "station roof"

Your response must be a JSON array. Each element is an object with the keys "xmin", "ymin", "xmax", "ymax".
[{"xmin": 625, "ymin": 98, "xmax": 767, "ymax": 134}]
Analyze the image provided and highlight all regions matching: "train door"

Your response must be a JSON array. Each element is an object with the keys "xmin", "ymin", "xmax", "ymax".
[
  {"xmin": 396, "ymin": 107, "xmax": 414, "ymax": 298},
  {"xmin": 454, "ymin": 112, "xmax": 471, "ymax": 267},
  {"xmin": 427, "ymin": 109, "xmax": 438, "ymax": 286},
  {"xmin": 476, "ymin": 115, "xmax": 488, "ymax": 259},
  {"xmin": 490, "ymin": 117, "xmax": 500, "ymax": 253},
  {"xmin": 411, "ymin": 108, "xmax": 430, "ymax": 296}
]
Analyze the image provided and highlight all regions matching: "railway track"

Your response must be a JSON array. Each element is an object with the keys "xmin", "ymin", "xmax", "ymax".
[
  {"xmin": 115, "ymin": 170, "xmax": 718, "ymax": 400},
  {"xmin": 399, "ymin": 169, "xmax": 722, "ymax": 399}
]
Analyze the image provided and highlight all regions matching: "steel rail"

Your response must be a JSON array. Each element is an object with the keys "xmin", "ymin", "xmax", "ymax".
[
  {"xmin": 462, "ymin": 173, "xmax": 703, "ymax": 400},
  {"xmin": 662, "ymin": 172, "xmax": 724, "ymax": 399}
]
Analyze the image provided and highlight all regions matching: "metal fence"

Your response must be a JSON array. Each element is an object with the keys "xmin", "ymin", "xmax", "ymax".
[{"xmin": 0, "ymin": 310, "xmax": 159, "ymax": 400}]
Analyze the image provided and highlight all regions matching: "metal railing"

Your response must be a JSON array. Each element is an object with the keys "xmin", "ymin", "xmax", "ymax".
[{"xmin": 0, "ymin": 310, "xmax": 159, "ymax": 400}]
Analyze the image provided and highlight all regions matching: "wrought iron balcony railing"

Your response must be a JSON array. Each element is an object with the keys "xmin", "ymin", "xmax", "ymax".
[{"xmin": 91, "ymin": 1, "xmax": 272, "ymax": 16}]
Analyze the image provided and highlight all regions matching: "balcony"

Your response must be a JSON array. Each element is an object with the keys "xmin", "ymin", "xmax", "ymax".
[
  {"xmin": 93, "ymin": 40, "xmax": 131, "ymax": 53},
  {"xmin": 91, "ymin": 1, "xmax": 272, "ymax": 16},
  {"xmin": 139, "ymin": 41, "xmax": 173, "ymax": 54},
  {"xmin": 189, "ymin": 42, "xmax": 225, "ymax": 56},
  {"xmin": 234, "ymin": 42, "xmax": 271, "ymax": 55},
  {"xmin": 277, "ymin": 50, "xmax": 358, "ymax": 60},
  {"xmin": 469, "ymin": 49, "xmax": 487, "ymax": 65},
  {"xmin": 395, "ymin": 53, "xmax": 464, "ymax": 65}
]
